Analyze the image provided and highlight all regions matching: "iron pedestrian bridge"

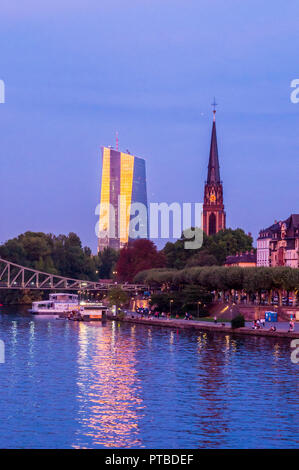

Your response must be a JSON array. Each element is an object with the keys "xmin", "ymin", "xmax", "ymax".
[{"xmin": 0, "ymin": 258, "xmax": 146, "ymax": 292}]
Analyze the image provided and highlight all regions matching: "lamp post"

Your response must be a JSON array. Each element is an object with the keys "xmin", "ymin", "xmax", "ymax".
[
  {"xmin": 197, "ymin": 301, "xmax": 201, "ymax": 318},
  {"xmin": 170, "ymin": 299, "xmax": 174, "ymax": 317}
]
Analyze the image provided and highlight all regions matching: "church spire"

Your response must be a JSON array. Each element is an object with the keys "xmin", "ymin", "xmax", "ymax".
[
  {"xmin": 207, "ymin": 102, "xmax": 221, "ymax": 184},
  {"xmin": 202, "ymin": 99, "xmax": 226, "ymax": 236}
]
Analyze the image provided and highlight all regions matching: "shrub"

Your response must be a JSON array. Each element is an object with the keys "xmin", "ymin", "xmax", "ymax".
[
  {"xmin": 117, "ymin": 311, "xmax": 125, "ymax": 320},
  {"xmin": 231, "ymin": 314, "xmax": 245, "ymax": 329}
]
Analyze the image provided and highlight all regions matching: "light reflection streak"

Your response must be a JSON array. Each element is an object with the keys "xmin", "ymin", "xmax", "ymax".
[
  {"xmin": 28, "ymin": 321, "xmax": 35, "ymax": 362},
  {"xmin": 273, "ymin": 343, "xmax": 280, "ymax": 360},
  {"xmin": 11, "ymin": 321, "xmax": 18, "ymax": 358},
  {"xmin": 74, "ymin": 323, "xmax": 144, "ymax": 448}
]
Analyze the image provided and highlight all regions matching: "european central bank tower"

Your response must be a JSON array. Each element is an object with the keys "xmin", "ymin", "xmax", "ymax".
[{"xmin": 98, "ymin": 147, "xmax": 148, "ymax": 252}]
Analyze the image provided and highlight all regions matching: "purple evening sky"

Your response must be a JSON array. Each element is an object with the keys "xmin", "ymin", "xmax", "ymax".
[{"xmin": 0, "ymin": 0, "xmax": 298, "ymax": 252}]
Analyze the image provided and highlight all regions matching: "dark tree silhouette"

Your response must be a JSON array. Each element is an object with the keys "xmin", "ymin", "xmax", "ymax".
[{"xmin": 116, "ymin": 239, "xmax": 166, "ymax": 282}]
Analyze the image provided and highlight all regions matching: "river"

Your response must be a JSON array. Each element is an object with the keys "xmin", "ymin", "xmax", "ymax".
[{"xmin": 0, "ymin": 307, "xmax": 298, "ymax": 449}]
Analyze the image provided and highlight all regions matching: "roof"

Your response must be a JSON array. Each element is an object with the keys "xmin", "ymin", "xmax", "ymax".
[
  {"xmin": 225, "ymin": 252, "xmax": 256, "ymax": 265},
  {"xmin": 287, "ymin": 214, "xmax": 299, "ymax": 229},
  {"xmin": 259, "ymin": 214, "xmax": 299, "ymax": 238},
  {"xmin": 207, "ymin": 115, "xmax": 221, "ymax": 184}
]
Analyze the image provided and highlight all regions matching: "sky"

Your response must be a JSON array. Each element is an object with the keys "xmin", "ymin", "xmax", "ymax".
[{"xmin": 0, "ymin": 0, "xmax": 298, "ymax": 252}]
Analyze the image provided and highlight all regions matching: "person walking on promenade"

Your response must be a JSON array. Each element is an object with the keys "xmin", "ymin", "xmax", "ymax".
[
  {"xmin": 214, "ymin": 316, "xmax": 217, "ymax": 324},
  {"xmin": 288, "ymin": 320, "xmax": 295, "ymax": 332}
]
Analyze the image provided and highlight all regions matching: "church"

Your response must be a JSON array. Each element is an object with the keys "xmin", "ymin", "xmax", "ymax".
[{"xmin": 202, "ymin": 106, "xmax": 226, "ymax": 235}]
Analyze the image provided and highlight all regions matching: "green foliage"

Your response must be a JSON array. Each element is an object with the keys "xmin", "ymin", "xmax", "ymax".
[
  {"xmin": 107, "ymin": 287, "xmax": 129, "ymax": 308},
  {"xmin": 150, "ymin": 293, "xmax": 177, "ymax": 313},
  {"xmin": 162, "ymin": 228, "xmax": 254, "ymax": 268},
  {"xmin": 186, "ymin": 250, "xmax": 218, "ymax": 267},
  {"xmin": 135, "ymin": 265, "xmax": 299, "ymax": 301},
  {"xmin": 134, "ymin": 268, "xmax": 176, "ymax": 284},
  {"xmin": 0, "ymin": 231, "xmax": 97, "ymax": 279},
  {"xmin": 0, "ymin": 231, "xmax": 100, "ymax": 304},
  {"xmin": 204, "ymin": 228, "xmax": 254, "ymax": 265},
  {"xmin": 95, "ymin": 247, "xmax": 119, "ymax": 279},
  {"xmin": 231, "ymin": 315, "xmax": 245, "ymax": 329},
  {"xmin": 149, "ymin": 286, "xmax": 212, "ymax": 316},
  {"xmin": 0, "ymin": 290, "xmax": 43, "ymax": 305}
]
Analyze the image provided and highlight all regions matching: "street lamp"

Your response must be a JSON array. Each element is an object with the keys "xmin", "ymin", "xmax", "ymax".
[
  {"xmin": 170, "ymin": 299, "xmax": 174, "ymax": 317},
  {"xmin": 197, "ymin": 301, "xmax": 201, "ymax": 317}
]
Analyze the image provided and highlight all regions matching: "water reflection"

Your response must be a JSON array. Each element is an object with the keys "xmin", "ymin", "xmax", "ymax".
[
  {"xmin": 0, "ymin": 310, "xmax": 298, "ymax": 449},
  {"xmin": 74, "ymin": 322, "xmax": 144, "ymax": 448},
  {"xmin": 194, "ymin": 333, "xmax": 231, "ymax": 447}
]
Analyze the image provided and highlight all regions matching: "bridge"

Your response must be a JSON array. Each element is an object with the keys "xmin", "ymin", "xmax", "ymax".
[{"xmin": 0, "ymin": 258, "xmax": 146, "ymax": 292}]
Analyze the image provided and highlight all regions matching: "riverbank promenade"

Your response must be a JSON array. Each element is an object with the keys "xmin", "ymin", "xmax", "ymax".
[{"xmin": 115, "ymin": 314, "xmax": 299, "ymax": 340}]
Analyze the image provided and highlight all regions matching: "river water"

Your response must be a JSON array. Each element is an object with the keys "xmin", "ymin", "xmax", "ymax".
[{"xmin": 0, "ymin": 307, "xmax": 298, "ymax": 449}]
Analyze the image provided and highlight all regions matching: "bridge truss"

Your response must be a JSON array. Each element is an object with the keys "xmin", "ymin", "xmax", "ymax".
[{"xmin": 0, "ymin": 258, "xmax": 145, "ymax": 292}]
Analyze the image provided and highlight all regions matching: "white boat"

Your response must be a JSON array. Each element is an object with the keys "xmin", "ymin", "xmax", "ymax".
[
  {"xmin": 29, "ymin": 293, "xmax": 79, "ymax": 315},
  {"xmin": 68, "ymin": 304, "xmax": 109, "ymax": 321}
]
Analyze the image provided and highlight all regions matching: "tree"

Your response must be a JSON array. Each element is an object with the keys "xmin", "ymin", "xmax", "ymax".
[
  {"xmin": 0, "ymin": 231, "xmax": 99, "ymax": 304},
  {"xmin": 162, "ymin": 228, "xmax": 254, "ymax": 268},
  {"xmin": 108, "ymin": 287, "xmax": 129, "ymax": 309},
  {"xmin": 149, "ymin": 286, "xmax": 212, "ymax": 316},
  {"xmin": 186, "ymin": 250, "xmax": 218, "ymax": 267},
  {"xmin": 116, "ymin": 239, "xmax": 166, "ymax": 282},
  {"xmin": 180, "ymin": 285, "xmax": 212, "ymax": 315},
  {"xmin": 95, "ymin": 247, "xmax": 119, "ymax": 279},
  {"xmin": 203, "ymin": 228, "xmax": 254, "ymax": 264}
]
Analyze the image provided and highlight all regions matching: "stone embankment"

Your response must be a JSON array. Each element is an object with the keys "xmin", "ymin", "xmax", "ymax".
[{"xmin": 109, "ymin": 315, "xmax": 299, "ymax": 340}]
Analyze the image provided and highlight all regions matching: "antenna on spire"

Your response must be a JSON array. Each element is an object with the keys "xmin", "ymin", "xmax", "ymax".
[
  {"xmin": 211, "ymin": 97, "xmax": 218, "ymax": 121},
  {"xmin": 116, "ymin": 131, "xmax": 119, "ymax": 151}
]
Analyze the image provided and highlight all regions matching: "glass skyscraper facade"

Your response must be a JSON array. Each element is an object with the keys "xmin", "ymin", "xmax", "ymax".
[{"xmin": 98, "ymin": 147, "xmax": 148, "ymax": 252}]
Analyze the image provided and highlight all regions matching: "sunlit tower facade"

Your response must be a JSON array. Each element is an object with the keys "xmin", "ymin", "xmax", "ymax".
[{"xmin": 98, "ymin": 147, "xmax": 148, "ymax": 252}]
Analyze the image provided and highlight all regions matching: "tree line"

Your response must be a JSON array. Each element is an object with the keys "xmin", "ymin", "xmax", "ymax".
[
  {"xmin": 134, "ymin": 266, "xmax": 299, "ymax": 306},
  {"xmin": 0, "ymin": 231, "xmax": 118, "ymax": 304},
  {"xmin": 0, "ymin": 227, "xmax": 258, "ymax": 304}
]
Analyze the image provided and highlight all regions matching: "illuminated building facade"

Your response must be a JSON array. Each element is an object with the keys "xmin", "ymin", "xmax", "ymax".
[
  {"xmin": 257, "ymin": 214, "xmax": 299, "ymax": 267},
  {"xmin": 98, "ymin": 147, "xmax": 148, "ymax": 252}
]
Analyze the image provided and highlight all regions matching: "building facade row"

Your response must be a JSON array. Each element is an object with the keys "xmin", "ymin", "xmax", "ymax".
[{"xmin": 257, "ymin": 214, "xmax": 299, "ymax": 268}]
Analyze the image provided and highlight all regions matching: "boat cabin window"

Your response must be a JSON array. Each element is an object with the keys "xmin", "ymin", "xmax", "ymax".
[
  {"xmin": 49, "ymin": 294, "xmax": 78, "ymax": 302},
  {"xmin": 37, "ymin": 303, "xmax": 54, "ymax": 309}
]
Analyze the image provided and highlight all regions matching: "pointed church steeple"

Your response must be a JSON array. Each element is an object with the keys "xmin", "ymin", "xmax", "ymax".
[
  {"xmin": 207, "ymin": 110, "xmax": 221, "ymax": 184},
  {"xmin": 202, "ymin": 102, "xmax": 226, "ymax": 236}
]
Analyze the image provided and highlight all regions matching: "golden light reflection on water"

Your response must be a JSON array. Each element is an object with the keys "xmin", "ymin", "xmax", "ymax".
[
  {"xmin": 273, "ymin": 343, "xmax": 281, "ymax": 360},
  {"xmin": 74, "ymin": 323, "xmax": 145, "ymax": 448},
  {"xmin": 197, "ymin": 333, "xmax": 208, "ymax": 352}
]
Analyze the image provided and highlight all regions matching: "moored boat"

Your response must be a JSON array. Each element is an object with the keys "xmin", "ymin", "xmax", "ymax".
[
  {"xmin": 67, "ymin": 304, "xmax": 109, "ymax": 321},
  {"xmin": 29, "ymin": 293, "xmax": 79, "ymax": 315}
]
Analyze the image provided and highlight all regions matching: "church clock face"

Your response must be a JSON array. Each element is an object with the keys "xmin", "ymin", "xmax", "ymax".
[{"xmin": 210, "ymin": 194, "xmax": 216, "ymax": 203}]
